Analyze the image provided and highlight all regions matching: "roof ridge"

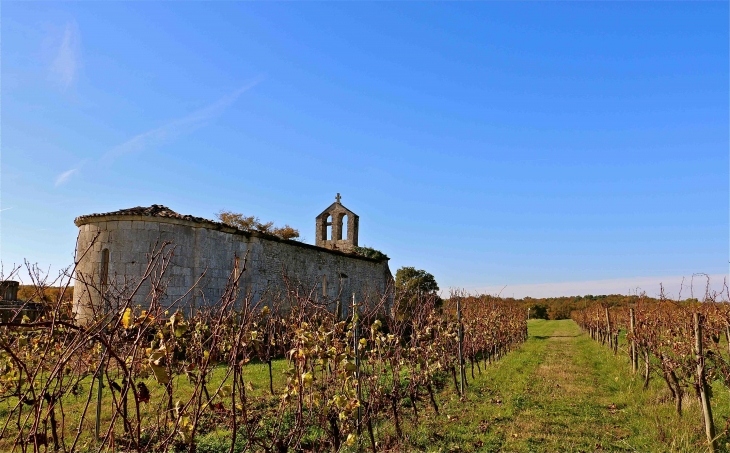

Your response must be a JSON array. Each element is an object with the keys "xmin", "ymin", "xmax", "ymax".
[{"xmin": 75, "ymin": 204, "xmax": 214, "ymax": 224}]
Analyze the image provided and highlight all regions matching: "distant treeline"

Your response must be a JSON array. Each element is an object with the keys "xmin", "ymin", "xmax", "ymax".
[
  {"xmin": 7, "ymin": 286, "xmax": 701, "ymax": 320},
  {"xmin": 15, "ymin": 285, "xmax": 73, "ymax": 304},
  {"xmin": 441, "ymin": 293, "xmax": 667, "ymax": 321},
  {"xmin": 515, "ymin": 294, "xmax": 668, "ymax": 320}
]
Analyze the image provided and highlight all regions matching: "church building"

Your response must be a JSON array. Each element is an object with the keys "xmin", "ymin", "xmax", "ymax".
[{"xmin": 72, "ymin": 195, "xmax": 392, "ymax": 318}]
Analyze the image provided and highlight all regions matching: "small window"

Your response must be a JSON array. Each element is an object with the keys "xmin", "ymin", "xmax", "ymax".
[
  {"xmin": 322, "ymin": 274, "xmax": 327, "ymax": 297},
  {"xmin": 326, "ymin": 215, "xmax": 332, "ymax": 241},
  {"xmin": 341, "ymin": 214, "xmax": 348, "ymax": 240},
  {"xmin": 100, "ymin": 249, "xmax": 110, "ymax": 287}
]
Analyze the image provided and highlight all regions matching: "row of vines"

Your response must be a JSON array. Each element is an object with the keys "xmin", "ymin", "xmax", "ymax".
[
  {"xmin": 0, "ymin": 240, "xmax": 527, "ymax": 453},
  {"xmin": 572, "ymin": 283, "xmax": 730, "ymax": 452}
]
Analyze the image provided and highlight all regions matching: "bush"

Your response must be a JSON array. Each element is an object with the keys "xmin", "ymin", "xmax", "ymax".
[
  {"xmin": 216, "ymin": 210, "xmax": 300, "ymax": 240},
  {"xmin": 352, "ymin": 246, "xmax": 388, "ymax": 261}
]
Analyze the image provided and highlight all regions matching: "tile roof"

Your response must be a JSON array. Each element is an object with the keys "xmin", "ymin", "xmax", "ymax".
[{"xmin": 75, "ymin": 205, "xmax": 217, "ymax": 226}]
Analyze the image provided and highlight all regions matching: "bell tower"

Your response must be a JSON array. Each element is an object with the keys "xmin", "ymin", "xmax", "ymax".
[{"xmin": 315, "ymin": 193, "xmax": 359, "ymax": 252}]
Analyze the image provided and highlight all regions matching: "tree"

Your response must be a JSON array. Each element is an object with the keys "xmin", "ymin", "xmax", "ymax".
[
  {"xmin": 216, "ymin": 210, "xmax": 300, "ymax": 240},
  {"xmin": 17, "ymin": 285, "xmax": 73, "ymax": 304},
  {"xmin": 528, "ymin": 304, "xmax": 549, "ymax": 320},
  {"xmin": 394, "ymin": 267, "xmax": 440, "ymax": 317}
]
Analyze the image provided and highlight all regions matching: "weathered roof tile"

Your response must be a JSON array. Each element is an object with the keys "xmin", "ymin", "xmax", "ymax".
[{"xmin": 75, "ymin": 205, "xmax": 214, "ymax": 225}]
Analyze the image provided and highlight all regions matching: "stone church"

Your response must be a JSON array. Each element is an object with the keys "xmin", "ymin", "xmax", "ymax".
[{"xmin": 72, "ymin": 195, "xmax": 392, "ymax": 318}]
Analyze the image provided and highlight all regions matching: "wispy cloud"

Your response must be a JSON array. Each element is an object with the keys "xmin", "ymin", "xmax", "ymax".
[
  {"xmin": 468, "ymin": 273, "xmax": 729, "ymax": 299},
  {"xmin": 52, "ymin": 77, "xmax": 263, "ymax": 187},
  {"xmin": 55, "ymin": 168, "xmax": 79, "ymax": 187},
  {"xmin": 49, "ymin": 21, "xmax": 81, "ymax": 91},
  {"xmin": 0, "ymin": 207, "xmax": 13, "ymax": 213},
  {"xmin": 101, "ymin": 77, "xmax": 264, "ymax": 165}
]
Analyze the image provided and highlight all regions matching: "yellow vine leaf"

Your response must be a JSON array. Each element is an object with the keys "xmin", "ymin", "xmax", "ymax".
[{"xmin": 122, "ymin": 308, "xmax": 132, "ymax": 329}]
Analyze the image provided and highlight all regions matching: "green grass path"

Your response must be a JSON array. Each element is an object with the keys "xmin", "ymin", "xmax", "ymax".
[{"xmin": 403, "ymin": 319, "xmax": 728, "ymax": 453}]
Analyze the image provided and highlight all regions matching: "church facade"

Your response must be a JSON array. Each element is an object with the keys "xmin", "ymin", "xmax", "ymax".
[{"xmin": 72, "ymin": 196, "xmax": 392, "ymax": 319}]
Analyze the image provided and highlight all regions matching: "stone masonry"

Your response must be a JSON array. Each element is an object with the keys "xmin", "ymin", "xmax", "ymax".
[{"xmin": 73, "ymin": 198, "xmax": 391, "ymax": 319}]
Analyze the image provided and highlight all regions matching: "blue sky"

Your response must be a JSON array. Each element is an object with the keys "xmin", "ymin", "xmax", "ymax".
[{"xmin": 2, "ymin": 2, "xmax": 728, "ymax": 297}]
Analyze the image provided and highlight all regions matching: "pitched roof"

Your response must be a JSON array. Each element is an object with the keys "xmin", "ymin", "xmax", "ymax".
[{"xmin": 75, "ymin": 204, "xmax": 212, "ymax": 225}]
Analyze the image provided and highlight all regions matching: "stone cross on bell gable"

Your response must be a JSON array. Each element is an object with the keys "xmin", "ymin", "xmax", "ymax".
[{"xmin": 335, "ymin": 193, "xmax": 341, "ymax": 203}]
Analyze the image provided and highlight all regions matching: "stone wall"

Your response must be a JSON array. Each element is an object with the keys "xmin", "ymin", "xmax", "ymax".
[
  {"xmin": 1, "ymin": 281, "xmax": 19, "ymax": 302},
  {"xmin": 73, "ymin": 214, "xmax": 392, "ymax": 319}
]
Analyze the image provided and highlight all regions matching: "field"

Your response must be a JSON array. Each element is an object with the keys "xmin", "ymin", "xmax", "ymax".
[
  {"xmin": 404, "ymin": 319, "xmax": 730, "ymax": 452},
  {"xmin": 0, "ymin": 270, "xmax": 527, "ymax": 453},
  {"xmin": 0, "ymin": 360, "xmax": 291, "ymax": 452},
  {"xmin": 3, "ymin": 317, "xmax": 728, "ymax": 452},
  {"xmin": 2, "ymin": 257, "xmax": 727, "ymax": 453}
]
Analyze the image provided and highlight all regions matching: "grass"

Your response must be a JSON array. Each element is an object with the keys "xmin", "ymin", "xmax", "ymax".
[
  {"xmin": 397, "ymin": 319, "xmax": 730, "ymax": 453},
  {"xmin": 0, "ymin": 359, "xmax": 290, "ymax": 452}
]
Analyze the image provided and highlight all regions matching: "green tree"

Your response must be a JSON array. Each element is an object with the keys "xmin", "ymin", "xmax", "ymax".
[
  {"xmin": 394, "ymin": 267, "xmax": 439, "ymax": 317},
  {"xmin": 529, "ymin": 304, "xmax": 549, "ymax": 320}
]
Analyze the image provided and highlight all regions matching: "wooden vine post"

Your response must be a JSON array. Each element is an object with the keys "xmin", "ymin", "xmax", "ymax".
[
  {"xmin": 457, "ymin": 297, "xmax": 465, "ymax": 396},
  {"xmin": 96, "ymin": 277, "xmax": 109, "ymax": 442},
  {"xmin": 629, "ymin": 308, "xmax": 637, "ymax": 374},
  {"xmin": 95, "ymin": 350, "xmax": 104, "ymax": 441},
  {"xmin": 352, "ymin": 293, "xmax": 363, "ymax": 445},
  {"xmin": 604, "ymin": 307, "xmax": 613, "ymax": 351},
  {"xmin": 642, "ymin": 349, "xmax": 650, "ymax": 390},
  {"xmin": 694, "ymin": 312, "xmax": 716, "ymax": 452}
]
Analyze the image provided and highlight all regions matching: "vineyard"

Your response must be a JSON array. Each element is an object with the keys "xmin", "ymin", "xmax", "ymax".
[
  {"xmin": 0, "ymin": 243, "xmax": 526, "ymax": 453},
  {"xmin": 4, "ymin": 240, "xmax": 730, "ymax": 452},
  {"xmin": 573, "ymin": 284, "xmax": 730, "ymax": 453}
]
